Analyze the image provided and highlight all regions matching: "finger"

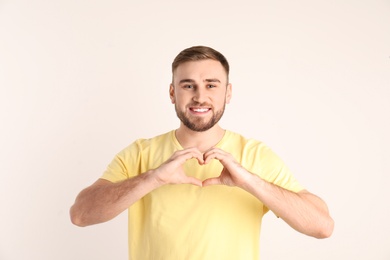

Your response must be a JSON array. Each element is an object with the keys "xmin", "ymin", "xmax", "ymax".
[
  {"xmin": 185, "ymin": 176, "xmax": 203, "ymax": 187},
  {"xmin": 173, "ymin": 147, "xmax": 201, "ymax": 158},
  {"xmin": 174, "ymin": 148, "xmax": 204, "ymax": 165},
  {"xmin": 202, "ymin": 177, "xmax": 222, "ymax": 187},
  {"xmin": 203, "ymin": 148, "xmax": 229, "ymax": 164},
  {"xmin": 188, "ymin": 150, "xmax": 205, "ymax": 165},
  {"xmin": 203, "ymin": 147, "xmax": 223, "ymax": 155}
]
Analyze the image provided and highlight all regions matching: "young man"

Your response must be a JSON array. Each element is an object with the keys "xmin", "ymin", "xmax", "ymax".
[{"xmin": 70, "ymin": 46, "xmax": 334, "ymax": 259}]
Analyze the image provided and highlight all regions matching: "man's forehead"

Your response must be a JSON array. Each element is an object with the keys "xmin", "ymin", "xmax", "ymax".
[{"xmin": 173, "ymin": 59, "xmax": 227, "ymax": 82}]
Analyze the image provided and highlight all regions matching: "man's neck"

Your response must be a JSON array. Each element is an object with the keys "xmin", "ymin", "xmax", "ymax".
[{"xmin": 175, "ymin": 124, "xmax": 225, "ymax": 153}]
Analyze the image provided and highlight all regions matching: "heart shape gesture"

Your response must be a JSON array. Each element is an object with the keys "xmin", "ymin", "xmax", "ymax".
[
  {"xmin": 202, "ymin": 147, "xmax": 251, "ymax": 188},
  {"xmin": 152, "ymin": 147, "xmax": 251, "ymax": 189}
]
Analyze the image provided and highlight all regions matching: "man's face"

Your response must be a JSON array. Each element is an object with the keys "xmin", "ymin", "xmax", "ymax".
[{"xmin": 170, "ymin": 59, "xmax": 232, "ymax": 132}]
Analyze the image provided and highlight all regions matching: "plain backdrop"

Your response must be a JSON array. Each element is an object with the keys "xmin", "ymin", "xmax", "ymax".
[{"xmin": 1, "ymin": 0, "xmax": 389, "ymax": 259}]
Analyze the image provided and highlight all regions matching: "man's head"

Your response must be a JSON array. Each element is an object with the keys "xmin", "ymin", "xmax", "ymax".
[
  {"xmin": 171, "ymin": 46, "xmax": 230, "ymax": 82},
  {"xmin": 170, "ymin": 46, "xmax": 232, "ymax": 132}
]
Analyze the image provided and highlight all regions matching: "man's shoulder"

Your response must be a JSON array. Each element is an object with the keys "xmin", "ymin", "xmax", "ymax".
[
  {"xmin": 223, "ymin": 130, "xmax": 266, "ymax": 149},
  {"xmin": 113, "ymin": 131, "xmax": 174, "ymax": 162},
  {"xmin": 120, "ymin": 130, "xmax": 174, "ymax": 152},
  {"xmin": 135, "ymin": 130, "xmax": 174, "ymax": 145}
]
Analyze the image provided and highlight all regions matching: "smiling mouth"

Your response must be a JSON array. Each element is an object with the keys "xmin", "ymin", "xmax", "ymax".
[{"xmin": 190, "ymin": 108, "xmax": 211, "ymax": 113}]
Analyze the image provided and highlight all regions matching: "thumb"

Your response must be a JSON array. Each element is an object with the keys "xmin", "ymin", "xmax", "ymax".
[
  {"xmin": 185, "ymin": 176, "xmax": 203, "ymax": 187},
  {"xmin": 202, "ymin": 177, "xmax": 221, "ymax": 187}
]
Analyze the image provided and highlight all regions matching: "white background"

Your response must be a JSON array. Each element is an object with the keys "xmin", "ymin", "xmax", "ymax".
[{"xmin": 1, "ymin": 0, "xmax": 389, "ymax": 259}]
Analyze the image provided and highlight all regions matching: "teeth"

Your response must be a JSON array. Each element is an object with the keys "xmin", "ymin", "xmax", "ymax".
[{"xmin": 193, "ymin": 108, "xmax": 209, "ymax": 112}]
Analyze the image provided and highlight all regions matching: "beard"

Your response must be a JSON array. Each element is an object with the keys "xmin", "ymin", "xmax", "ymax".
[{"xmin": 175, "ymin": 102, "xmax": 226, "ymax": 132}]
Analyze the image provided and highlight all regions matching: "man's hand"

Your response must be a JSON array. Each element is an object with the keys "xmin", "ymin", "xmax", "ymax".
[
  {"xmin": 202, "ymin": 148, "xmax": 252, "ymax": 188},
  {"xmin": 151, "ymin": 147, "xmax": 204, "ymax": 187},
  {"xmin": 201, "ymin": 149, "xmax": 334, "ymax": 238},
  {"xmin": 70, "ymin": 147, "xmax": 205, "ymax": 227}
]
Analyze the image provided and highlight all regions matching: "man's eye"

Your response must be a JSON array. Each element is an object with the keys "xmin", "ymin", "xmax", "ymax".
[
  {"xmin": 207, "ymin": 85, "xmax": 216, "ymax": 88},
  {"xmin": 184, "ymin": 85, "xmax": 194, "ymax": 89}
]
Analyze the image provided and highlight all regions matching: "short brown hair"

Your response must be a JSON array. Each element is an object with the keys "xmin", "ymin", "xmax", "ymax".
[{"xmin": 172, "ymin": 46, "xmax": 230, "ymax": 76}]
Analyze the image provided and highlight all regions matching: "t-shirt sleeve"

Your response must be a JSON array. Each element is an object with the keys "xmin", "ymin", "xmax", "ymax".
[
  {"xmin": 251, "ymin": 143, "xmax": 304, "ymax": 215},
  {"xmin": 100, "ymin": 140, "xmax": 142, "ymax": 183},
  {"xmin": 258, "ymin": 145, "xmax": 304, "ymax": 193}
]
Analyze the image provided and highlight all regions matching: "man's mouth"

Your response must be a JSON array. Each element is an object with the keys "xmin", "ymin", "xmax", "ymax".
[{"xmin": 190, "ymin": 108, "xmax": 211, "ymax": 113}]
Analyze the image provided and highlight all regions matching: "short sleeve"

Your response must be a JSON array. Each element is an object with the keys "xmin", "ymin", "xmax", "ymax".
[
  {"xmin": 100, "ymin": 140, "xmax": 142, "ymax": 183},
  {"xmin": 259, "ymin": 145, "xmax": 304, "ymax": 193}
]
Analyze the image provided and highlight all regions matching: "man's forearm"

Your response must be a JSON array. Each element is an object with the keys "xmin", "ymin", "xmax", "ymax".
[
  {"xmin": 70, "ymin": 171, "xmax": 161, "ymax": 227},
  {"xmin": 242, "ymin": 173, "xmax": 334, "ymax": 238}
]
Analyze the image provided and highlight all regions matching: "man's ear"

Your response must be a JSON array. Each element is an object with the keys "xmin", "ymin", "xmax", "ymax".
[
  {"xmin": 225, "ymin": 83, "xmax": 232, "ymax": 104},
  {"xmin": 169, "ymin": 84, "xmax": 175, "ymax": 104}
]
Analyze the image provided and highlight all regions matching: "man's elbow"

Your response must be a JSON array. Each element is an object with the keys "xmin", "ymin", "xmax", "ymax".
[
  {"xmin": 315, "ymin": 217, "xmax": 334, "ymax": 239},
  {"xmin": 69, "ymin": 206, "xmax": 88, "ymax": 227}
]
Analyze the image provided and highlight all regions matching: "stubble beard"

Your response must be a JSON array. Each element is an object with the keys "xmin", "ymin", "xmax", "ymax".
[{"xmin": 175, "ymin": 102, "xmax": 226, "ymax": 132}]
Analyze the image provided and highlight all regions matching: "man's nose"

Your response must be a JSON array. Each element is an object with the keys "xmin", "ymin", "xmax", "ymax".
[{"xmin": 193, "ymin": 88, "xmax": 208, "ymax": 103}]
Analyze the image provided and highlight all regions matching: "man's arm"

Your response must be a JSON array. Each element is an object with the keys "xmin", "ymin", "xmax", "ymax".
[
  {"xmin": 202, "ymin": 148, "xmax": 334, "ymax": 239},
  {"xmin": 70, "ymin": 148, "xmax": 204, "ymax": 227},
  {"xmin": 242, "ymin": 176, "xmax": 334, "ymax": 238},
  {"xmin": 70, "ymin": 173, "xmax": 160, "ymax": 227}
]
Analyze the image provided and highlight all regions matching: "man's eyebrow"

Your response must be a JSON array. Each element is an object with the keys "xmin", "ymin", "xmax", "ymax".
[
  {"xmin": 178, "ymin": 78, "xmax": 221, "ymax": 84},
  {"xmin": 204, "ymin": 78, "xmax": 221, "ymax": 83},
  {"xmin": 178, "ymin": 79, "xmax": 196, "ymax": 84}
]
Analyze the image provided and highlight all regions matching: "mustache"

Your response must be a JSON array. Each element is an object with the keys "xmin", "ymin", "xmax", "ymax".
[{"xmin": 187, "ymin": 102, "xmax": 213, "ymax": 107}]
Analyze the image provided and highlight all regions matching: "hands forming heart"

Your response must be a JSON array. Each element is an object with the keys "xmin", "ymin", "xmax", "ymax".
[{"xmin": 152, "ymin": 147, "xmax": 251, "ymax": 189}]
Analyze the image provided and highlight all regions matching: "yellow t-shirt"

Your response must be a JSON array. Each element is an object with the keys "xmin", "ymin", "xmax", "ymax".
[{"xmin": 101, "ymin": 130, "xmax": 303, "ymax": 260}]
